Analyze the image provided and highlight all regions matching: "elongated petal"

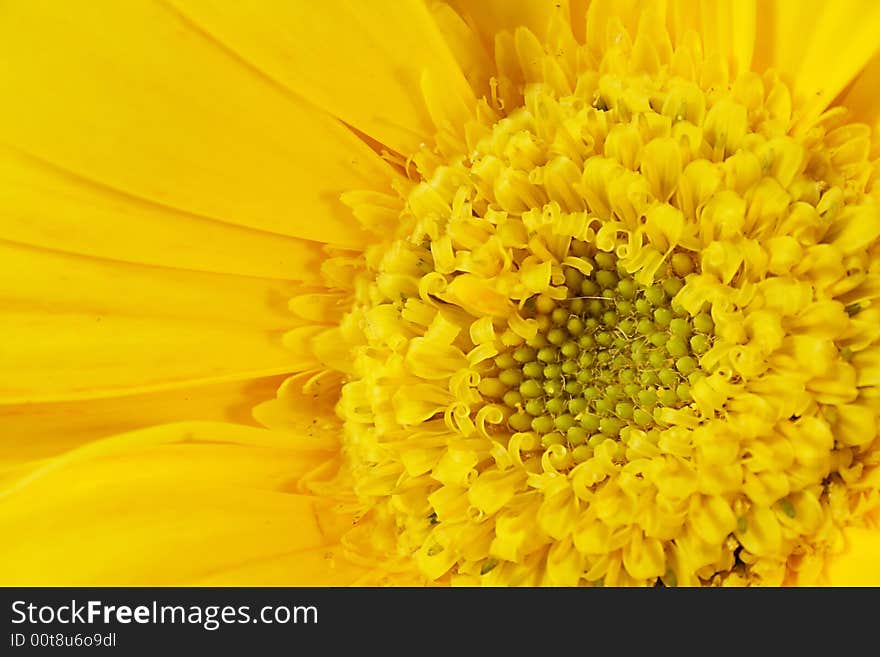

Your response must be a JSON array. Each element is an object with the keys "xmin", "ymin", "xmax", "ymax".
[
  {"xmin": 825, "ymin": 525, "xmax": 880, "ymax": 586},
  {"xmin": 168, "ymin": 0, "xmax": 475, "ymax": 156},
  {"xmin": 0, "ymin": 0, "xmax": 394, "ymax": 247},
  {"xmin": 0, "ymin": 241, "xmax": 305, "ymax": 328},
  {"xmin": 753, "ymin": 0, "xmax": 880, "ymax": 121},
  {"xmin": 0, "ymin": 147, "xmax": 324, "ymax": 280},
  {"xmin": 0, "ymin": 313, "xmax": 300, "ymax": 403},
  {"xmin": 0, "ymin": 236, "xmax": 319, "ymax": 402},
  {"xmin": 0, "ymin": 422, "xmax": 362, "ymax": 585},
  {"xmin": 839, "ymin": 52, "xmax": 880, "ymax": 158},
  {"xmin": 0, "ymin": 375, "xmax": 285, "ymax": 470},
  {"xmin": 192, "ymin": 547, "xmax": 374, "ymax": 586},
  {"xmin": 669, "ymin": 0, "xmax": 756, "ymax": 75},
  {"xmin": 450, "ymin": 0, "xmax": 573, "ymax": 43}
]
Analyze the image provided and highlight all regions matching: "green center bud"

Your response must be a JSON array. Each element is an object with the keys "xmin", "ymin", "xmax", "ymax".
[{"xmin": 489, "ymin": 246, "xmax": 713, "ymax": 469}]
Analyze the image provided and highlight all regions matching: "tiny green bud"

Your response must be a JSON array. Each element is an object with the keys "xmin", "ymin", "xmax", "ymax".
[
  {"xmin": 513, "ymin": 346, "xmax": 536, "ymax": 363},
  {"xmin": 503, "ymin": 390, "xmax": 523, "ymax": 408},
  {"xmin": 653, "ymin": 307, "xmax": 673, "ymax": 327},
  {"xmin": 669, "ymin": 318, "xmax": 691, "ymax": 337},
  {"xmin": 638, "ymin": 389, "xmax": 657, "ymax": 407},
  {"xmin": 508, "ymin": 412, "xmax": 532, "ymax": 431},
  {"xmin": 676, "ymin": 383, "xmax": 692, "ymax": 402},
  {"xmin": 572, "ymin": 445, "xmax": 592, "ymax": 462},
  {"xmin": 649, "ymin": 331, "xmax": 668, "ymax": 347},
  {"xmin": 690, "ymin": 334, "xmax": 710, "ymax": 354},
  {"xmin": 666, "ymin": 335, "xmax": 689, "ymax": 358},
  {"xmin": 675, "ymin": 356, "xmax": 697, "ymax": 374},
  {"xmin": 531, "ymin": 415, "xmax": 555, "ymax": 434},
  {"xmin": 693, "ymin": 312, "xmax": 714, "ymax": 334},
  {"xmin": 547, "ymin": 327, "xmax": 567, "ymax": 345},
  {"xmin": 551, "ymin": 307, "xmax": 568, "ymax": 325},
  {"xmin": 554, "ymin": 414, "xmax": 576, "ymax": 431},
  {"xmin": 541, "ymin": 432, "xmax": 566, "ymax": 448},
  {"xmin": 498, "ymin": 369, "xmax": 524, "ymax": 387},
  {"xmin": 659, "ymin": 368, "xmax": 679, "ymax": 387},
  {"xmin": 645, "ymin": 285, "xmax": 666, "ymax": 306},
  {"xmin": 525, "ymin": 398, "xmax": 545, "ymax": 416},
  {"xmin": 561, "ymin": 360, "xmax": 579, "ymax": 375},
  {"xmin": 566, "ymin": 317, "xmax": 585, "ymax": 336},
  {"xmin": 671, "ymin": 253, "xmax": 694, "ymax": 277},
  {"xmin": 567, "ymin": 426, "xmax": 588, "ymax": 446},
  {"xmin": 617, "ymin": 279, "xmax": 636, "ymax": 299},
  {"xmin": 599, "ymin": 417, "xmax": 623, "ymax": 436},
  {"xmin": 520, "ymin": 380, "xmax": 543, "ymax": 398},
  {"xmin": 537, "ymin": 346, "xmax": 558, "ymax": 363},
  {"xmin": 581, "ymin": 279, "xmax": 600, "ymax": 297},
  {"xmin": 615, "ymin": 402, "xmax": 634, "ymax": 419},
  {"xmin": 594, "ymin": 252, "xmax": 616, "ymax": 270},
  {"xmin": 633, "ymin": 408, "xmax": 653, "ymax": 426},
  {"xmin": 663, "ymin": 277, "xmax": 684, "ymax": 297},
  {"xmin": 580, "ymin": 413, "xmax": 601, "ymax": 431},
  {"xmin": 561, "ymin": 341, "xmax": 579, "ymax": 358}
]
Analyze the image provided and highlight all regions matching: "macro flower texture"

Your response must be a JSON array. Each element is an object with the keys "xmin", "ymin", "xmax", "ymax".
[{"xmin": 2, "ymin": 0, "xmax": 880, "ymax": 588}]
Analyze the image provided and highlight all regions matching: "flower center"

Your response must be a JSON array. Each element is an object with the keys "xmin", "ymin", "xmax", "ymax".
[
  {"xmin": 313, "ymin": 9, "xmax": 880, "ymax": 587},
  {"xmin": 486, "ymin": 249, "xmax": 713, "ymax": 471}
]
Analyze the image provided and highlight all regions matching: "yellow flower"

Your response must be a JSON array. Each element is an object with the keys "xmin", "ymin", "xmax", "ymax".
[{"xmin": 1, "ymin": 0, "xmax": 879, "ymax": 586}]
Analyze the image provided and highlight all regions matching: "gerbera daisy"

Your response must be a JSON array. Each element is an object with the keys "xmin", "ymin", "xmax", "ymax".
[{"xmin": 1, "ymin": 0, "xmax": 879, "ymax": 586}]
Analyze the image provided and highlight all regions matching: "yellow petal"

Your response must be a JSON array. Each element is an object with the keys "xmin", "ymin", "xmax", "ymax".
[
  {"xmin": 0, "ymin": 375, "xmax": 285, "ymax": 471},
  {"xmin": 169, "ymin": 0, "xmax": 474, "ymax": 156},
  {"xmin": 0, "ymin": 422, "xmax": 359, "ymax": 585},
  {"xmin": 825, "ymin": 524, "xmax": 880, "ymax": 586},
  {"xmin": 753, "ymin": 0, "xmax": 880, "ymax": 122},
  {"xmin": 839, "ymin": 52, "xmax": 880, "ymax": 158},
  {"xmin": 0, "ymin": 147, "xmax": 324, "ymax": 280},
  {"xmin": 0, "ymin": 241, "xmax": 306, "ymax": 328},
  {"xmin": 0, "ymin": 313, "xmax": 300, "ymax": 403},
  {"xmin": 669, "ymin": 0, "xmax": 757, "ymax": 75},
  {"xmin": 429, "ymin": 2, "xmax": 493, "ymax": 98},
  {"xmin": 0, "ymin": 0, "xmax": 394, "ymax": 248},
  {"xmin": 586, "ymin": 0, "xmax": 641, "ymax": 56},
  {"xmin": 448, "ymin": 0, "xmax": 572, "ymax": 44},
  {"xmin": 192, "ymin": 546, "xmax": 373, "ymax": 586}
]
